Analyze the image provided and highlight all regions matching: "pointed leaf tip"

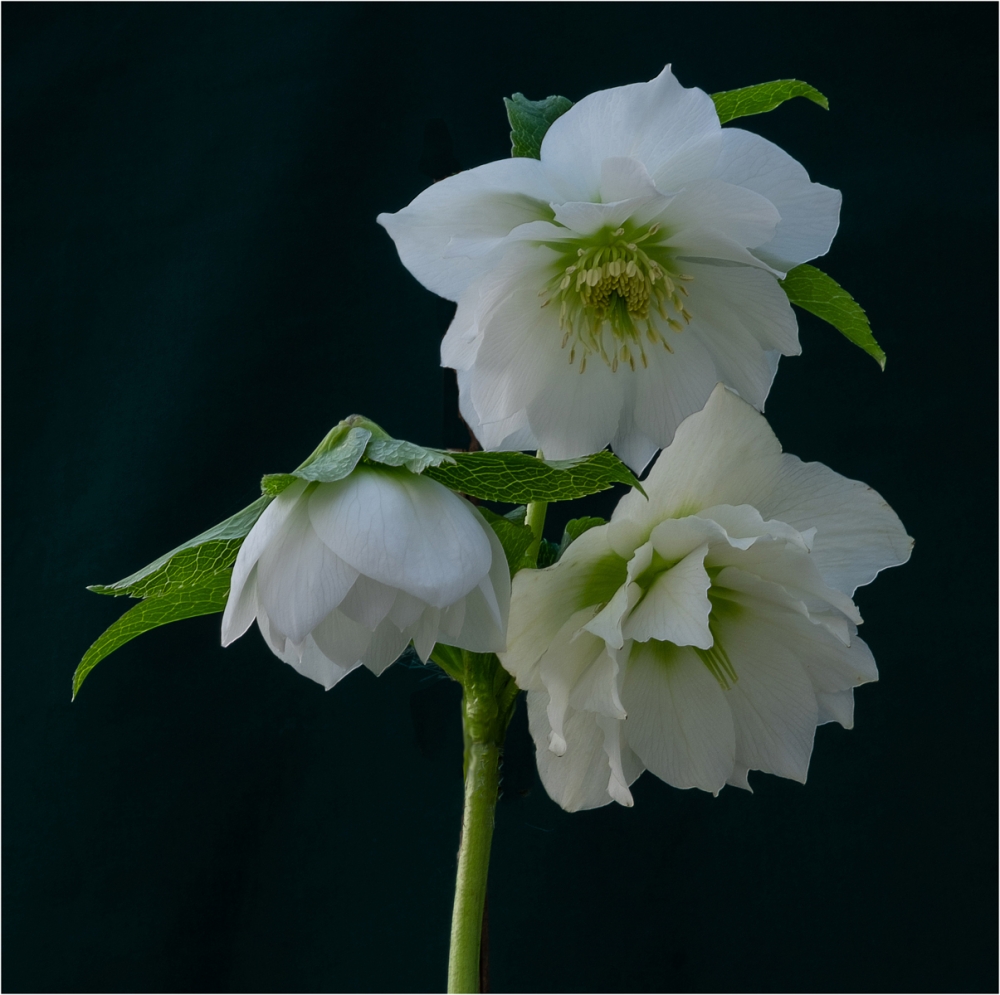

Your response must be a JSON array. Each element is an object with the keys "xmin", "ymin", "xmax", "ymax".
[
  {"xmin": 780, "ymin": 264, "xmax": 886, "ymax": 369},
  {"xmin": 711, "ymin": 79, "xmax": 829, "ymax": 125}
]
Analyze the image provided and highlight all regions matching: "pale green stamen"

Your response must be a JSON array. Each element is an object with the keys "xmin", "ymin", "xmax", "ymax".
[
  {"xmin": 543, "ymin": 223, "xmax": 694, "ymax": 373},
  {"xmin": 695, "ymin": 642, "xmax": 739, "ymax": 691}
]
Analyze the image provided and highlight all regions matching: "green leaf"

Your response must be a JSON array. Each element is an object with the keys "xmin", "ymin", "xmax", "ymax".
[
  {"xmin": 504, "ymin": 92, "xmax": 573, "ymax": 159},
  {"xmin": 477, "ymin": 507, "xmax": 535, "ymax": 576},
  {"xmin": 711, "ymin": 80, "xmax": 828, "ymax": 125},
  {"xmin": 261, "ymin": 473, "xmax": 298, "ymax": 498},
  {"xmin": 559, "ymin": 516, "xmax": 606, "ymax": 557},
  {"xmin": 73, "ymin": 570, "xmax": 232, "ymax": 698},
  {"xmin": 89, "ymin": 495, "xmax": 271, "ymax": 597},
  {"xmin": 780, "ymin": 264, "xmax": 885, "ymax": 369},
  {"xmin": 365, "ymin": 437, "xmax": 456, "ymax": 474},
  {"xmin": 423, "ymin": 450, "xmax": 643, "ymax": 504},
  {"xmin": 294, "ymin": 427, "xmax": 372, "ymax": 483},
  {"xmin": 536, "ymin": 539, "xmax": 559, "ymax": 569}
]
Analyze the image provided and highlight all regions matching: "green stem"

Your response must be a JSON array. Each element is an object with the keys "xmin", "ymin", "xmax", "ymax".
[
  {"xmin": 524, "ymin": 498, "xmax": 548, "ymax": 567},
  {"xmin": 447, "ymin": 653, "xmax": 519, "ymax": 993},
  {"xmin": 447, "ymin": 736, "xmax": 501, "ymax": 993}
]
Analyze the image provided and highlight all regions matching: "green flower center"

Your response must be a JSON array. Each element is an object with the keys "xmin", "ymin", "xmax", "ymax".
[{"xmin": 543, "ymin": 223, "xmax": 693, "ymax": 373}]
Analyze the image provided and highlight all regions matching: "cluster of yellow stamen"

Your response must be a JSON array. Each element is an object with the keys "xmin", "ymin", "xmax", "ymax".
[{"xmin": 542, "ymin": 223, "xmax": 694, "ymax": 373}]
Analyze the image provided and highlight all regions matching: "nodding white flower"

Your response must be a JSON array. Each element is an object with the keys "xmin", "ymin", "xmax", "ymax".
[
  {"xmin": 500, "ymin": 386, "xmax": 911, "ymax": 812},
  {"xmin": 221, "ymin": 466, "xmax": 509, "ymax": 690},
  {"xmin": 378, "ymin": 66, "xmax": 840, "ymax": 471}
]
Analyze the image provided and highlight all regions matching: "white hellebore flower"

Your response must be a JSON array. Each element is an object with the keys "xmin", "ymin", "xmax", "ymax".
[
  {"xmin": 221, "ymin": 466, "xmax": 510, "ymax": 690},
  {"xmin": 378, "ymin": 66, "xmax": 841, "ymax": 472},
  {"xmin": 500, "ymin": 386, "xmax": 912, "ymax": 811}
]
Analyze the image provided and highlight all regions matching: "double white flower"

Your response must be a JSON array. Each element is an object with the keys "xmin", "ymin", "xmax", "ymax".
[
  {"xmin": 221, "ymin": 466, "xmax": 510, "ymax": 689},
  {"xmin": 379, "ymin": 66, "xmax": 841, "ymax": 471},
  {"xmin": 500, "ymin": 386, "xmax": 912, "ymax": 811}
]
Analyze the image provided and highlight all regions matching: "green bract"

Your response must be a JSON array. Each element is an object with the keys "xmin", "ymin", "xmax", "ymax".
[
  {"xmin": 504, "ymin": 92, "xmax": 573, "ymax": 159},
  {"xmin": 75, "ymin": 414, "xmax": 641, "ymax": 696},
  {"xmin": 711, "ymin": 79, "xmax": 829, "ymax": 124},
  {"xmin": 781, "ymin": 264, "xmax": 886, "ymax": 369}
]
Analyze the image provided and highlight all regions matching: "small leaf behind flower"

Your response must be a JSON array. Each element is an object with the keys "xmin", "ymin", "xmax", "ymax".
[
  {"xmin": 711, "ymin": 80, "xmax": 828, "ymax": 125},
  {"xmin": 477, "ymin": 507, "xmax": 535, "ymax": 576},
  {"xmin": 558, "ymin": 517, "xmax": 606, "ymax": 558},
  {"xmin": 423, "ymin": 450, "xmax": 644, "ymax": 503},
  {"xmin": 504, "ymin": 93, "xmax": 573, "ymax": 159},
  {"xmin": 780, "ymin": 264, "xmax": 886, "ymax": 369}
]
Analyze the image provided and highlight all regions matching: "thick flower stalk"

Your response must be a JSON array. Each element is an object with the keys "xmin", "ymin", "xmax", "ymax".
[
  {"xmin": 500, "ymin": 386, "xmax": 912, "ymax": 811},
  {"xmin": 379, "ymin": 66, "xmax": 841, "ymax": 471},
  {"xmin": 221, "ymin": 465, "xmax": 510, "ymax": 688}
]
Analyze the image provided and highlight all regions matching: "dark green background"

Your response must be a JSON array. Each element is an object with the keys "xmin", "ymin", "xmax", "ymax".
[{"xmin": 4, "ymin": 4, "xmax": 996, "ymax": 992}]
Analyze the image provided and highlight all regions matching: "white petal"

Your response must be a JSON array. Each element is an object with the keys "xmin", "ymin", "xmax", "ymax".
[
  {"xmin": 624, "ymin": 543, "xmax": 713, "ymax": 648},
  {"xmin": 309, "ymin": 469, "xmax": 491, "ymax": 608},
  {"xmin": 227, "ymin": 479, "xmax": 308, "ymax": 624},
  {"xmin": 750, "ymin": 456, "xmax": 913, "ymax": 596},
  {"xmin": 446, "ymin": 506, "xmax": 511, "ymax": 654},
  {"xmin": 620, "ymin": 641, "xmax": 735, "ymax": 793},
  {"xmin": 649, "ymin": 515, "xmax": 732, "ymax": 559},
  {"xmin": 540, "ymin": 65, "xmax": 720, "ymax": 202},
  {"xmin": 552, "ymin": 162, "xmax": 667, "ymax": 234},
  {"xmin": 408, "ymin": 607, "xmax": 441, "ymax": 662},
  {"xmin": 707, "ymin": 538, "xmax": 861, "ymax": 624},
  {"xmin": 715, "ymin": 571, "xmax": 878, "ymax": 692},
  {"xmin": 684, "ymin": 260, "xmax": 799, "ymax": 353},
  {"xmin": 221, "ymin": 565, "xmax": 259, "ymax": 647},
  {"xmin": 598, "ymin": 713, "xmax": 636, "ymax": 807},
  {"xmin": 501, "ymin": 525, "xmax": 627, "ymax": 689},
  {"xmin": 713, "ymin": 609, "xmax": 818, "ymax": 783},
  {"xmin": 612, "ymin": 384, "xmax": 784, "ymax": 528},
  {"xmin": 610, "ymin": 394, "xmax": 660, "ymax": 476},
  {"xmin": 254, "ymin": 603, "xmax": 285, "ymax": 657},
  {"xmin": 450, "ymin": 583, "xmax": 506, "ymax": 654},
  {"xmin": 697, "ymin": 504, "xmax": 811, "ymax": 551},
  {"xmin": 388, "ymin": 590, "xmax": 426, "ymax": 630},
  {"xmin": 629, "ymin": 315, "xmax": 721, "ymax": 452},
  {"xmin": 539, "ymin": 614, "xmax": 612, "ymax": 753},
  {"xmin": 527, "ymin": 690, "xmax": 631, "ymax": 812},
  {"xmin": 377, "ymin": 156, "xmax": 559, "ymax": 301},
  {"xmin": 583, "ymin": 540, "xmax": 650, "ymax": 649},
  {"xmin": 256, "ymin": 499, "xmax": 359, "ymax": 644},
  {"xmin": 657, "ymin": 178, "xmax": 781, "ymax": 257},
  {"xmin": 816, "ymin": 689, "xmax": 855, "ymax": 728},
  {"xmin": 260, "ymin": 609, "xmax": 362, "ymax": 692},
  {"xmin": 362, "ymin": 619, "xmax": 411, "ymax": 676},
  {"xmin": 710, "ymin": 128, "xmax": 841, "ymax": 271},
  {"xmin": 310, "ymin": 607, "xmax": 373, "ymax": 669},
  {"xmin": 286, "ymin": 635, "xmax": 360, "ymax": 691},
  {"xmin": 438, "ymin": 597, "xmax": 467, "ymax": 644},
  {"xmin": 599, "ymin": 156, "xmax": 662, "ymax": 203},
  {"xmin": 337, "ymin": 574, "xmax": 398, "ymax": 630}
]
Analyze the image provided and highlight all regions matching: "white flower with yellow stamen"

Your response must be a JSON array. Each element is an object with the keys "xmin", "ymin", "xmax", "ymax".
[
  {"xmin": 378, "ymin": 66, "xmax": 841, "ymax": 471},
  {"xmin": 499, "ymin": 386, "xmax": 912, "ymax": 811}
]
